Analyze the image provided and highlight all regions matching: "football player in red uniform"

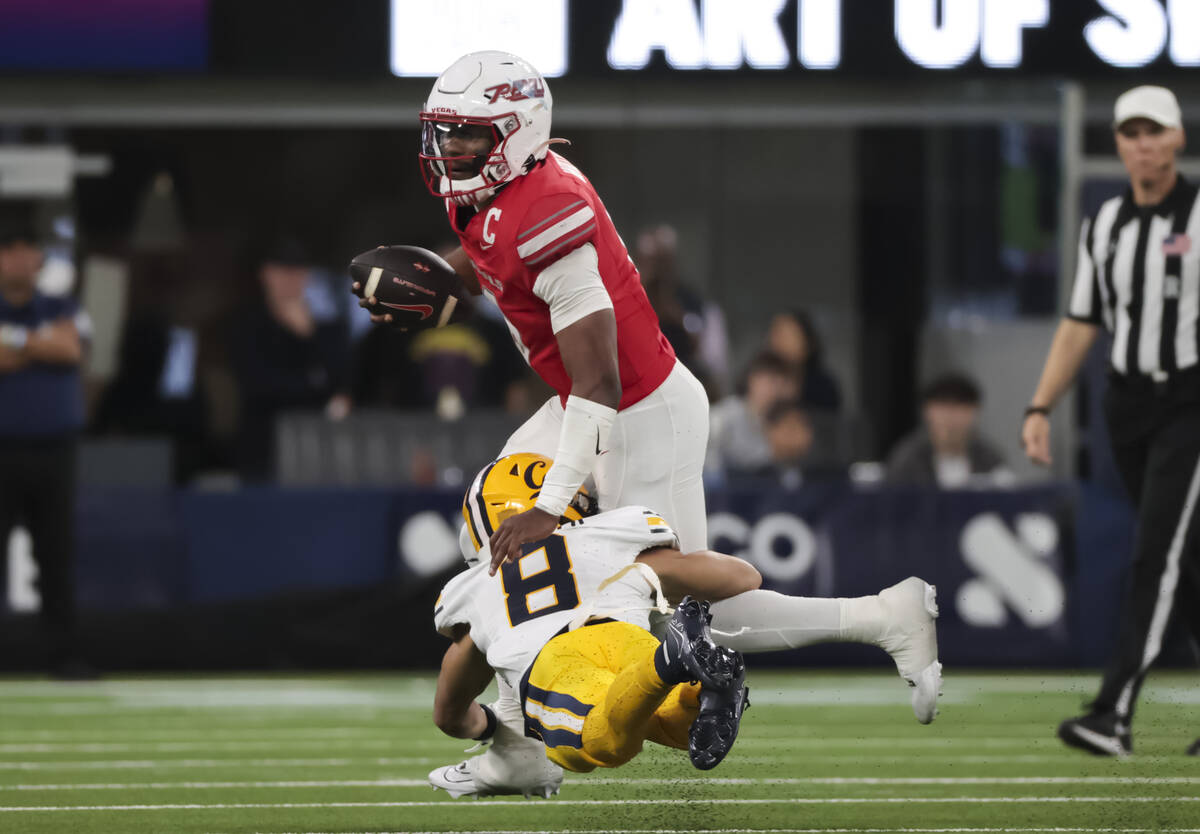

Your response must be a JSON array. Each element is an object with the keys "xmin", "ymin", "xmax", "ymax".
[{"xmin": 365, "ymin": 51, "xmax": 708, "ymax": 567}]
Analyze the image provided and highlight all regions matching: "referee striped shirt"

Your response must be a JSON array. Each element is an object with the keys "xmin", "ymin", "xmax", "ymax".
[{"xmin": 1068, "ymin": 175, "xmax": 1200, "ymax": 379}]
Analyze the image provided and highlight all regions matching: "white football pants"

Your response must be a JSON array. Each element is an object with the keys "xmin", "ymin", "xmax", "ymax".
[{"xmin": 500, "ymin": 359, "xmax": 710, "ymax": 553}]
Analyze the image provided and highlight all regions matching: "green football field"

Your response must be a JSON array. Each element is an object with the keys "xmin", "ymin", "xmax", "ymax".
[{"xmin": 0, "ymin": 670, "xmax": 1198, "ymax": 834}]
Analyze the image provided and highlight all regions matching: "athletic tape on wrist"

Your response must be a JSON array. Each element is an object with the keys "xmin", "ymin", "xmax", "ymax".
[
  {"xmin": 536, "ymin": 395, "xmax": 616, "ymax": 516},
  {"xmin": 474, "ymin": 703, "xmax": 498, "ymax": 741}
]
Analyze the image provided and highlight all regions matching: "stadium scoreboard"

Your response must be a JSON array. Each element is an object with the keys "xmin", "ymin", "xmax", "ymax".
[
  {"xmin": 2, "ymin": 0, "xmax": 1199, "ymax": 79},
  {"xmin": 391, "ymin": 0, "xmax": 1200, "ymax": 77}
]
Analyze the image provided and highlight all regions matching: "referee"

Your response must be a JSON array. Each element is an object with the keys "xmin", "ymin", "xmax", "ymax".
[
  {"xmin": 1021, "ymin": 85, "xmax": 1200, "ymax": 757},
  {"xmin": 0, "ymin": 213, "xmax": 92, "ymax": 678}
]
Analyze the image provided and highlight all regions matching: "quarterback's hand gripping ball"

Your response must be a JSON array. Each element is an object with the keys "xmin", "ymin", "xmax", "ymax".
[{"xmin": 350, "ymin": 245, "xmax": 467, "ymax": 330}]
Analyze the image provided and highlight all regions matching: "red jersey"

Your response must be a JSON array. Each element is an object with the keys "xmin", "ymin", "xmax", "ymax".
[{"xmin": 446, "ymin": 151, "xmax": 675, "ymax": 410}]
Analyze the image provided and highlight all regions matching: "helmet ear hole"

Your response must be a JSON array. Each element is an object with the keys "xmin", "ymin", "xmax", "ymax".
[{"xmin": 494, "ymin": 504, "xmax": 522, "ymax": 525}]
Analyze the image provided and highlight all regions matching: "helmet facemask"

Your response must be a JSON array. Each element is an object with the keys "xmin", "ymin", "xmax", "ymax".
[{"xmin": 419, "ymin": 113, "xmax": 526, "ymax": 207}]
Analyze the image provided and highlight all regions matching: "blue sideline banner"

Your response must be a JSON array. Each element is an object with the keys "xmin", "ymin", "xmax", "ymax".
[
  {"xmin": 707, "ymin": 484, "xmax": 1077, "ymax": 666},
  {"xmin": 16, "ymin": 482, "xmax": 1134, "ymax": 666}
]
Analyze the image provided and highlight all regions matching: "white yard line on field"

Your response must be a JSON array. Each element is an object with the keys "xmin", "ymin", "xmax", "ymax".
[
  {"xmin": 5, "ymin": 776, "xmax": 1200, "ymax": 791},
  {"xmin": 0, "ymin": 753, "xmax": 1107, "ymax": 769},
  {"xmin": 0, "ymin": 739, "xmax": 402, "ymax": 753},
  {"xmin": 2, "ymin": 797, "xmax": 1200, "ymax": 812},
  {"xmin": 0, "ymin": 737, "xmax": 1090, "ymax": 753},
  {"xmin": 0, "ymin": 756, "xmax": 435, "ymax": 770},
  {"xmin": 0, "ymin": 727, "xmax": 386, "ymax": 741},
  {"xmin": 580, "ymin": 776, "xmax": 1200, "ymax": 786}
]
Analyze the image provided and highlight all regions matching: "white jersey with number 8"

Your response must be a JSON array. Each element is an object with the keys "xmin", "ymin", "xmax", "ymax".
[{"xmin": 433, "ymin": 506, "xmax": 679, "ymax": 690}]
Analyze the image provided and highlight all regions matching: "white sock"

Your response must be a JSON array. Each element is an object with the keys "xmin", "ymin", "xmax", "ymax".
[{"xmin": 708, "ymin": 589, "xmax": 886, "ymax": 653}]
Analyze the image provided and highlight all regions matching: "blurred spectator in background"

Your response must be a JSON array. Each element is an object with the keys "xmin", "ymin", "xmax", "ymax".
[
  {"xmin": 764, "ymin": 399, "xmax": 816, "ymax": 488},
  {"xmin": 91, "ymin": 252, "xmax": 211, "ymax": 483},
  {"xmin": 766, "ymin": 309, "xmax": 842, "ymax": 412},
  {"xmin": 706, "ymin": 351, "xmax": 797, "ymax": 478},
  {"xmin": 349, "ymin": 315, "xmax": 533, "ymax": 415},
  {"xmin": 885, "ymin": 373, "xmax": 1010, "ymax": 488},
  {"xmin": 231, "ymin": 238, "xmax": 349, "ymax": 481},
  {"xmin": 0, "ymin": 212, "xmax": 93, "ymax": 677},
  {"xmin": 635, "ymin": 224, "xmax": 730, "ymax": 396}
]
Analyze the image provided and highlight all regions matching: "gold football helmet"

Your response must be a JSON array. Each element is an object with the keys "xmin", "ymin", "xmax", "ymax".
[{"xmin": 462, "ymin": 453, "xmax": 595, "ymax": 553}]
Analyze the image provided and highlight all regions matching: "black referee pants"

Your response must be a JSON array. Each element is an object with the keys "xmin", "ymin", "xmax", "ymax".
[
  {"xmin": 1093, "ymin": 374, "xmax": 1200, "ymax": 722},
  {"xmin": 0, "ymin": 436, "xmax": 79, "ymax": 664}
]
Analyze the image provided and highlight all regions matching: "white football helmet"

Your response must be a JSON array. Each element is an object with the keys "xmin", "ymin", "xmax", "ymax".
[{"xmin": 420, "ymin": 51, "xmax": 554, "ymax": 206}]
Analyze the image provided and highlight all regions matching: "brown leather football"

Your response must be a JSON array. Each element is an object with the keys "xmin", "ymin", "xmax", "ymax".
[{"xmin": 350, "ymin": 245, "xmax": 467, "ymax": 330}]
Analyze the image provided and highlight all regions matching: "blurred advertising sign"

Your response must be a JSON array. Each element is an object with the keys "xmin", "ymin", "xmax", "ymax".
[
  {"xmin": 12, "ymin": 1, "xmax": 1196, "ymax": 79},
  {"xmin": 390, "ymin": 0, "xmax": 568, "ymax": 77},
  {"xmin": 46, "ymin": 480, "xmax": 1139, "ymax": 666},
  {"xmin": 706, "ymin": 482, "xmax": 1076, "ymax": 665},
  {"xmin": 0, "ymin": 0, "xmax": 208, "ymax": 71},
  {"xmin": 388, "ymin": 0, "xmax": 1200, "ymax": 77},
  {"xmin": 602, "ymin": 0, "xmax": 1199, "ymax": 73}
]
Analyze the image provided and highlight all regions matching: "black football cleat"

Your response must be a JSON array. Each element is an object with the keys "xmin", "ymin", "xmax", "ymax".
[
  {"xmin": 657, "ymin": 597, "xmax": 740, "ymax": 690},
  {"xmin": 689, "ymin": 655, "xmax": 749, "ymax": 771},
  {"xmin": 1187, "ymin": 738, "xmax": 1200, "ymax": 756},
  {"xmin": 1057, "ymin": 711, "xmax": 1131, "ymax": 757},
  {"xmin": 657, "ymin": 597, "xmax": 751, "ymax": 770}
]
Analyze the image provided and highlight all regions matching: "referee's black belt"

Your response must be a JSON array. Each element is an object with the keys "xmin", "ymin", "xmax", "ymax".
[{"xmin": 1108, "ymin": 365, "xmax": 1200, "ymax": 398}]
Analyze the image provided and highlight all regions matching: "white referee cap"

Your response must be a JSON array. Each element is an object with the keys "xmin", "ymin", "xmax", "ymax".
[{"xmin": 1114, "ymin": 85, "xmax": 1182, "ymax": 130}]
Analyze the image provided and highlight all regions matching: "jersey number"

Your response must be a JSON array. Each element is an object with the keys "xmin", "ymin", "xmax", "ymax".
[{"xmin": 499, "ymin": 535, "xmax": 580, "ymax": 627}]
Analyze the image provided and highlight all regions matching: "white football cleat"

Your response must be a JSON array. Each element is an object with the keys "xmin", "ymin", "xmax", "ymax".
[
  {"xmin": 428, "ymin": 748, "xmax": 562, "ymax": 799},
  {"xmin": 428, "ymin": 759, "xmax": 483, "ymax": 800},
  {"xmin": 428, "ymin": 695, "xmax": 563, "ymax": 799},
  {"xmin": 876, "ymin": 577, "xmax": 942, "ymax": 724}
]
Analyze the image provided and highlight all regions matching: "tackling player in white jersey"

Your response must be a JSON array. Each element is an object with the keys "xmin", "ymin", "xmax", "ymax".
[
  {"xmin": 429, "ymin": 454, "xmax": 943, "ymax": 798},
  {"xmin": 432, "ymin": 505, "xmax": 757, "ymax": 784}
]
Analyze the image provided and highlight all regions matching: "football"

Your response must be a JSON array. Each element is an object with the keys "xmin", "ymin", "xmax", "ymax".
[{"xmin": 349, "ymin": 245, "xmax": 467, "ymax": 330}]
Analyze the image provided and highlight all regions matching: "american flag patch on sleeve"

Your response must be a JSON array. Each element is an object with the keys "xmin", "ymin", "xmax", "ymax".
[{"xmin": 1162, "ymin": 233, "xmax": 1192, "ymax": 255}]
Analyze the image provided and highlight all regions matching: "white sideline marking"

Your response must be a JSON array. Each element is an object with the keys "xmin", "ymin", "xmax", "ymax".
[
  {"xmin": 0, "ymin": 735, "xmax": 1079, "ymax": 749},
  {"xmin": 2, "ymin": 797, "xmax": 1199, "ymax": 812},
  {"xmin": 583, "ymin": 776, "xmax": 1200, "ymax": 786},
  {"xmin": 0, "ymin": 736, "xmax": 1092, "ymax": 753},
  {"xmin": 0, "ymin": 755, "xmax": 1106, "ymax": 770},
  {"xmin": 0, "ymin": 727, "xmax": 386, "ymax": 741},
  {"xmin": 0, "ymin": 757, "xmax": 435, "ymax": 771},
  {"xmin": 0, "ymin": 739, "xmax": 401, "ymax": 753},
  {"xmin": 0, "ymin": 780, "xmax": 423, "ymax": 791},
  {"xmin": 6, "ymin": 776, "xmax": 1200, "ymax": 792},
  {"xmin": 0, "ymin": 704, "xmax": 410, "ymax": 716}
]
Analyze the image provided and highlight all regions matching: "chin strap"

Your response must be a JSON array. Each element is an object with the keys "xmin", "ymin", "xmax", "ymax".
[{"xmin": 440, "ymin": 175, "xmax": 496, "ymax": 207}]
